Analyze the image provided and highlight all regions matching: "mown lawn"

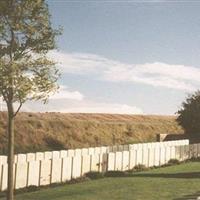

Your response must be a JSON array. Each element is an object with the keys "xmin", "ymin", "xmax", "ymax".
[{"xmin": 1, "ymin": 162, "xmax": 200, "ymax": 200}]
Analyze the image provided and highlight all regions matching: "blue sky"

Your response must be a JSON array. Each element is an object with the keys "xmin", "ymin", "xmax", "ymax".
[{"xmin": 18, "ymin": 1, "xmax": 200, "ymax": 115}]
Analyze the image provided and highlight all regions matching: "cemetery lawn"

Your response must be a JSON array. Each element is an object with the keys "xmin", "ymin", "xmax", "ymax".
[{"xmin": 1, "ymin": 162, "xmax": 200, "ymax": 200}]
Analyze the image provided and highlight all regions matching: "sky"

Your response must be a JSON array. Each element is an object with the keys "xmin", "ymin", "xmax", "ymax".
[{"xmin": 3, "ymin": 0, "xmax": 200, "ymax": 115}]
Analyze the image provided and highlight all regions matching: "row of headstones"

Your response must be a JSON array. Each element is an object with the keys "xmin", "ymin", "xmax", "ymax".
[
  {"xmin": 0, "ymin": 152, "xmax": 108, "ymax": 191},
  {"xmin": 108, "ymin": 143, "xmax": 200, "ymax": 171},
  {"xmin": 0, "ymin": 139, "xmax": 189, "ymax": 165},
  {"xmin": 0, "ymin": 141, "xmax": 196, "ymax": 192}
]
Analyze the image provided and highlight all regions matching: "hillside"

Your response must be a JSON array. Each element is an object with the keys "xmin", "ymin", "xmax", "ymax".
[{"xmin": 0, "ymin": 112, "xmax": 183, "ymax": 153}]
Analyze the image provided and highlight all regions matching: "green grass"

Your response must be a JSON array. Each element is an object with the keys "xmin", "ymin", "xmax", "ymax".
[{"xmin": 1, "ymin": 162, "xmax": 200, "ymax": 200}]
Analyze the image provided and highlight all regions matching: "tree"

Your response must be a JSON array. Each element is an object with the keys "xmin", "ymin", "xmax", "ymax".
[
  {"xmin": 177, "ymin": 90, "xmax": 200, "ymax": 136},
  {"xmin": 0, "ymin": 1, "xmax": 61, "ymax": 199}
]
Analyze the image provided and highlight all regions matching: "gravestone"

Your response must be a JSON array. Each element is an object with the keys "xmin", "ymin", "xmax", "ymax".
[
  {"xmin": 62, "ymin": 157, "xmax": 72, "ymax": 182},
  {"xmin": 27, "ymin": 161, "xmax": 40, "ymax": 186}
]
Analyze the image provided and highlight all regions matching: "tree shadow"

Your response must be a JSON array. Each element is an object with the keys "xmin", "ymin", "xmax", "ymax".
[
  {"xmin": 132, "ymin": 172, "xmax": 200, "ymax": 179},
  {"xmin": 173, "ymin": 191, "xmax": 200, "ymax": 200},
  {"xmin": 104, "ymin": 171, "xmax": 200, "ymax": 179}
]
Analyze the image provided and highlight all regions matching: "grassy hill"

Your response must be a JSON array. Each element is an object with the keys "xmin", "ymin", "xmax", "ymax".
[{"xmin": 0, "ymin": 112, "xmax": 183, "ymax": 153}]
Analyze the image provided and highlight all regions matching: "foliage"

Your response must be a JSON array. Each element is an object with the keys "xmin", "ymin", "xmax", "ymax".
[
  {"xmin": 104, "ymin": 171, "xmax": 126, "ymax": 177},
  {"xmin": 85, "ymin": 172, "xmax": 104, "ymax": 179},
  {"xmin": 167, "ymin": 159, "xmax": 180, "ymax": 166},
  {"xmin": 0, "ymin": 0, "xmax": 61, "ymax": 108},
  {"xmin": 132, "ymin": 164, "xmax": 147, "ymax": 171},
  {"xmin": 0, "ymin": 1, "xmax": 61, "ymax": 199},
  {"xmin": 177, "ymin": 91, "xmax": 200, "ymax": 135}
]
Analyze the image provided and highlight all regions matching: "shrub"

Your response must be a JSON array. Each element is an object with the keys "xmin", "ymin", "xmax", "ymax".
[
  {"xmin": 177, "ymin": 91, "xmax": 200, "ymax": 136},
  {"xmin": 85, "ymin": 171, "xmax": 104, "ymax": 179},
  {"xmin": 167, "ymin": 159, "xmax": 180, "ymax": 165},
  {"xmin": 132, "ymin": 164, "xmax": 147, "ymax": 172},
  {"xmin": 104, "ymin": 171, "xmax": 126, "ymax": 177}
]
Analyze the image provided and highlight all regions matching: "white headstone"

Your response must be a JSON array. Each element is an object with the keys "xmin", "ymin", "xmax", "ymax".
[
  {"xmin": 115, "ymin": 152, "xmax": 122, "ymax": 171},
  {"xmin": 72, "ymin": 155, "xmax": 82, "ymax": 179},
  {"xmin": 75, "ymin": 149, "xmax": 82, "ymax": 156},
  {"xmin": 175, "ymin": 146, "xmax": 181, "ymax": 160},
  {"xmin": 15, "ymin": 162, "xmax": 28, "ymax": 189},
  {"xmin": 81, "ymin": 155, "xmax": 91, "ymax": 175},
  {"xmin": 51, "ymin": 158, "xmax": 62, "ymax": 183},
  {"xmin": 91, "ymin": 154, "xmax": 100, "ymax": 171},
  {"xmin": 142, "ymin": 148, "xmax": 148, "ymax": 166},
  {"xmin": 94, "ymin": 147, "xmax": 101, "ymax": 154},
  {"xmin": 197, "ymin": 144, "xmax": 200, "ymax": 157},
  {"xmin": 129, "ymin": 144, "xmax": 134, "ymax": 151},
  {"xmin": 129, "ymin": 150, "xmax": 136, "ymax": 169},
  {"xmin": 148, "ymin": 148, "xmax": 154, "ymax": 167},
  {"xmin": 88, "ymin": 148, "xmax": 95, "ymax": 155},
  {"xmin": 170, "ymin": 146, "xmax": 176, "ymax": 159},
  {"xmin": 27, "ymin": 153, "xmax": 35, "ymax": 162},
  {"xmin": 39, "ymin": 159, "xmax": 51, "ymax": 185},
  {"xmin": 62, "ymin": 157, "xmax": 72, "ymax": 182},
  {"xmin": 60, "ymin": 150, "xmax": 68, "ymax": 158},
  {"xmin": 147, "ymin": 143, "xmax": 152, "ymax": 148},
  {"xmin": 122, "ymin": 151, "xmax": 129, "ymax": 171},
  {"xmin": 136, "ymin": 148, "xmax": 142, "ymax": 165},
  {"xmin": 81, "ymin": 148, "xmax": 88, "ymax": 155},
  {"xmin": 36, "ymin": 152, "xmax": 44, "ymax": 161},
  {"xmin": 68, "ymin": 149, "xmax": 75, "ymax": 157},
  {"xmin": 154, "ymin": 147, "xmax": 160, "ymax": 166},
  {"xmin": 27, "ymin": 161, "xmax": 40, "ymax": 186},
  {"xmin": 159, "ymin": 147, "xmax": 165, "ymax": 165},
  {"xmin": 165, "ymin": 146, "xmax": 171, "ymax": 163},
  {"xmin": 118, "ymin": 145, "xmax": 124, "ymax": 152},
  {"xmin": 52, "ymin": 151, "xmax": 60, "ymax": 159},
  {"xmin": 107, "ymin": 153, "xmax": 115, "ymax": 171},
  {"xmin": 0, "ymin": 156, "xmax": 7, "ymax": 164},
  {"xmin": 100, "ymin": 146, "xmax": 108, "ymax": 154},
  {"xmin": 108, "ymin": 146, "xmax": 113, "ymax": 153},
  {"xmin": 123, "ymin": 145, "xmax": 129, "ymax": 151},
  {"xmin": 193, "ymin": 144, "xmax": 198, "ymax": 158},
  {"xmin": 44, "ymin": 151, "xmax": 52, "ymax": 160},
  {"xmin": 99, "ymin": 153, "xmax": 108, "ymax": 172},
  {"xmin": 17, "ymin": 154, "xmax": 26, "ymax": 163},
  {"xmin": 1, "ymin": 164, "xmax": 7, "ymax": 191},
  {"xmin": 112, "ymin": 146, "xmax": 117, "ymax": 153}
]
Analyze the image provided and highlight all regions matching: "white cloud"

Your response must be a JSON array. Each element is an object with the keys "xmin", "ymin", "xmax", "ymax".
[
  {"xmin": 49, "ymin": 85, "xmax": 84, "ymax": 101},
  {"xmin": 48, "ymin": 50, "xmax": 200, "ymax": 91},
  {"xmin": 23, "ymin": 99, "xmax": 143, "ymax": 114},
  {"xmin": 57, "ymin": 102, "xmax": 143, "ymax": 114}
]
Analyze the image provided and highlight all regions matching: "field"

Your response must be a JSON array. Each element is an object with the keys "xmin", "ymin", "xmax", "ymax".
[
  {"xmin": 0, "ymin": 162, "xmax": 199, "ymax": 200},
  {"xmin": 0, "ymin": 112, "xmax": 183, "ymax": 153}
]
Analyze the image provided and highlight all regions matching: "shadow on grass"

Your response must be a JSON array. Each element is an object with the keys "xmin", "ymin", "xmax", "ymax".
[
  {"xmin": 132, "ymin": 172, "xmax": 200, "ymax": 179},
  {"xmin": 104, "ymin": 171, "xmax": 200, "ymax": 179},
  {"xmin": 173, "ymin": 191, "xmax": 200, "ymax": 200}
]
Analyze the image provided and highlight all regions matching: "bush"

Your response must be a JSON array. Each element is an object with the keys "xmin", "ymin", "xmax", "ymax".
[
  {"xmin": 132, "ymin": 164, "xmax": 147, "ymax": 172},
  {"xmin": 85, "ymin": 171, "xmax": 104, "ymax": 179},
  {"xmin": 104, "ymin": 171, "xmax": 126, "ymax": 177},
  {"xmin": 167, "ymin": 159, "xmax": 180, "ymax": 166},
  {"xmin": 177, "ymin": 91, "xmax": 200, "ymax": 136}
]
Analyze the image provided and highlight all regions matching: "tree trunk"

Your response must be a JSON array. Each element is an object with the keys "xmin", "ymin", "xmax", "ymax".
[{"xmin": 6, "ymin": 102, "xmax": 14, "ymax": 200}]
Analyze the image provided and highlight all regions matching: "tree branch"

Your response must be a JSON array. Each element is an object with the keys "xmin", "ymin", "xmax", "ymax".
[{"xmin": 13, "ymin": 100, "xmax": 22, "ymax": 117}]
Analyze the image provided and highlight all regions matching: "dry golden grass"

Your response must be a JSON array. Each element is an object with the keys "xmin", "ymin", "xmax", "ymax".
[{"xmin": 0, "ymin": 112, "xmax": 183, "ymax": 153}]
